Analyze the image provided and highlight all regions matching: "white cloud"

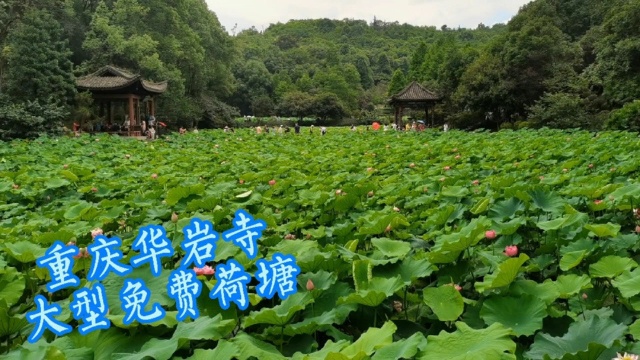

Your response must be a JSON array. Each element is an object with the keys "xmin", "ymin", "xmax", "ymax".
[{"xmin": 206, "ymin": 0, "xmax": 533, "ymax": 34}]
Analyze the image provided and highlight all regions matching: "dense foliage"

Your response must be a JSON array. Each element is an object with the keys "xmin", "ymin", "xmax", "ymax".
[
  {"xmin": 1, "ymin": 0, "xmax": 640, "ymax": 137},
  {"xmin": 2, "ymin": 129, "xmax": 640, "ymax": 358}
]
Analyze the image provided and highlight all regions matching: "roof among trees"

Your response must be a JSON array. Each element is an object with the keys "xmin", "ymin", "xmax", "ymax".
[
  {"xmin": 76, "ymin": 65, "xmax": 167, "ymax": 94},
  {"xmin": 390, "ymin": 81, "xmax": 439, "ymax": 102}
]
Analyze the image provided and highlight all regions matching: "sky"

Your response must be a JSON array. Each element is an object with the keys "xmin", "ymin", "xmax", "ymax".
[{"xmin": 206, "ymin": 0, "xmax": 533, "ymax": 34}]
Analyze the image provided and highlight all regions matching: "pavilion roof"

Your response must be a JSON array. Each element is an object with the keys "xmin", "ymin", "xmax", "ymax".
[
  {"xmin": 76, "ymin": 65, "xmax": 167, "ymax": 94},
  {"xmin": 390, "ymin": 81, "xmax": 439, "ymax": 103}
]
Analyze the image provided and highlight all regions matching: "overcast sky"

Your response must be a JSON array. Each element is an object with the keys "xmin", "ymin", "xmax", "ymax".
[{"xmin": 206, "ymin": 0, "xmax": 533, "ymax": 34}]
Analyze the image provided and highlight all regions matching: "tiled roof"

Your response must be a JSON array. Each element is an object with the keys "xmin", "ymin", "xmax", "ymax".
[
  {"xmin": 391, "ymin": 81, "xmax": 439, "ymax": 102},
  {"xmin": 76, "ymin": 65, "xmax": 167, "ymax": 94}
]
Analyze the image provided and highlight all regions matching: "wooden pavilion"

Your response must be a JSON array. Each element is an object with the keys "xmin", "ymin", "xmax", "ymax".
[
  {"xmin": 389, "ymin": 81, "xmax": 440, "ymax": 129},
  {"xmin": 76, "ymin": 65, "xmax": 167, "ymax": 136}
]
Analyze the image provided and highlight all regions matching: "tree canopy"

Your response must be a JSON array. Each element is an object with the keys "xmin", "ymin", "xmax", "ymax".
[{"xmin": 0, "ymin": 0, "xmax": 639, "ymax": 137}]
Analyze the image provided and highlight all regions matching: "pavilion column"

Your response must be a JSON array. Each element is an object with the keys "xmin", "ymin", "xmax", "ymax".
[
  {"xmin": 128, "ymin": 95, "xmax": 134, "ymax": 136},
  {"xmin": 151, "ymin": 98, "xmax": 155, "ymax": 117},
  {"xmin": 394, "ymin": 106, "xmax": 399, "ymax": 128},
  {"xmin": 425, "ymin": 107, "xmax": 429, "ymax": 126}
]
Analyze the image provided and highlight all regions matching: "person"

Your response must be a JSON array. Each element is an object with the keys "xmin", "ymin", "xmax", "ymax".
[
  {"xmin": 147, "ymin": 126, "xmax": 156, "ymax": 140},
  {"xmin": 310, "ymin": 125, "xmax": 314, "ymax": 134},
  {"xmin": 256, "ymin": 126, "xmax": 263, "ymax": 134},
  {"xmin": 351, "ymin": 125, "xmax": 357, "ymax": 132},
  {"xmin": 141, "ymin": 120, "xmax": 147, "ymax": 134},
  {"xmin": 278, "ymin": 125, "xmax": 284, "ymax": 134},
  {"xmin": 321, "ymin": 126, "xmax": 327, "ymax": 136},
  {"xmin": 193, "ymin": 127, "xmax": 199, "ymax": 134},
  {"xmin": 73, "ymin": 122, "xmax": 80, "ymax": 132},
  {"xmin": 294, "ymin": 123, "xmax": 300, "ymax": 134},
  {"xmin": 148, "ymin": 115, "xmax": 156, "ymax": 128},
  {"xmin": 265, "ymin": 126, "xmax": 270, "ymax": 134},
  {"xmin": 122, "ymin": 116, "xmax": 131, "ymax": 131},
  {"xmin": 443, "ymin": 123, "xmax": 450, "ymax": 132},
  {"xmin": 411, "ymin": 122, "xmax": 417, "ymax": 131},
  {"xmin": 284, "ymin": 126, "xmax": 291, "ymax": 133},
  {"xmin": 383, "ymin": 124, "xmax": 388, "ymax": 131},
  {"xmin": 224, "ymin": 126, "xmax": 230, "ymax": 133},
  {"xmin": 179, "ymin": 127, "xmax": 186, "ymax": 135}
]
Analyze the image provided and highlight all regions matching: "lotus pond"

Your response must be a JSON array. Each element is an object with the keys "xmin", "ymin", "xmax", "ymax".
[{"xmin": 2, "ymin": 128, "xmax": 640, "ymax": 359}]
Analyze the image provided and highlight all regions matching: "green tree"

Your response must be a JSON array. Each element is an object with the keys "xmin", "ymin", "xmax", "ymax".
[
  {"xmin": 388, "ymin": 69, "xmax": 407, "ymax": 96},
  {"xmin": 589, "ymin": 0, "xmax": 640, "ymax": 105},
  {"xmin": 278, "ymin": 91, "xmax": 314, "ymax": 121},
  {"xmin": 4, "ymin": 9, "xmax": 76, "ymax": 105}
]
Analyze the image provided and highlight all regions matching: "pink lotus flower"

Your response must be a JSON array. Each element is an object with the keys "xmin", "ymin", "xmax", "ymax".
[
  {"xmin": 582, "ymin": 293, "xmax": 588, "ymax": 300},
  {"xmin": 91, "ymin": 187, "xmax": 98, "ymax": 193},
  {"xmin": 472, "ymin": 180, "xmax": 479, "ymax": 186},
  {"xmin": 504, "ymin": 245, "xmax": 518, "ymax": 257},
  {"xmin": 335, "ymin": 189, "xmax": 342, "ymax": 195},
  {"xmin": 63, "ymin": 164, "xmax": 69, "ymax": 169},
  {"xmin": 73, "ymin": 247, "xmax": 90, "ymax": 259},
  {"xmin": 151, "ymin": 173, "xmax": 158, "ymax": 179},
  {"xmin": 409, "ymin": 163, "xmax": 416, "ymax": 168},
  {"xmin": 367, "ymin": 167, "xmax": 374, "ymax": 172},
  {"xmin": 485, "ymin": 230, "xmax": 497, "ymax": 240},
  {"xmin": 306, "ymin": 279, "xmax": 315, "ymax": 291},
  {"xmin": 444, "ymin": 166, "xmax": 451, "ymax": 171},
  {"xmin": 393, "ymin": 206, "xmax": 400, "ymax": 212},
  {"xmin": 91, "ymin": 228, "xmax": 103, "ymax": 238},
  {"xmin": 12, "ymin": 184, "xmax": 19, "ymax": 190},
  {"xmin": 368, "ymin": 191, "xmax": 374, "ymax": 197},
  {"xmin": 455, "ymin": 155, "xmax": 461, "ymax": 160},
  {"xmin": 588, "ymin": 163, "xmax": 594, "ymax": 169},
  {"xmin": 594, "ymin": 199, "xmax": 603, "ymax": 205},
  {"xmin": 194, "ymin": 265, "xmax": 215, "ymax": 276}
]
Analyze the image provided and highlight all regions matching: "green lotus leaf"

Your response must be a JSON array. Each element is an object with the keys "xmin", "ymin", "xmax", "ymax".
[
  {"xmin": 111, "ymin": 337, "xmax": 178, "ymax": 360},
  {"xmin": 298, "ymin": 270, "xmax": 338, "ymax": 291},
  {"xmin": 4, "ymin": 241, "xmax": 47, "ymax": 263},
  {"xmin": 63, "ymin": 201, "xmax": 94, "ymax": 220},
  {"xmin": 525, "ymin": 314, "xmax": 627, "ymax": 359},
  {"xmin": 282, "ymin": 282, "xmax": 357, "ymax": 336},
  {"xmin": 189, "ymin": 341, "xmax": 238, "ymax": 360},
  {"xmin": 172, "ymin": 314, "xmax": 235, "ymax": 340},
  {"xmin": 339, "ymin": 321, "xmax": 396, "ymax": 358},
  {"xmin": 371, "ymin": 238, "xmax": 411, "ymax": 259},
  {"xmin": 0, "ymin": 306, "xmax": 29, "ymax": 337},
  {"xmin": 554, "ymin": 274, "xmax": 592, "ymax": 299},
  {"xmin": 584, "ymin": 223, "xmax": 621, "ymax": 238},
  {"xmin": 371, "ymin": 332, "xmax": 427, "ymax": 360},
  {"xmin": 231, "ymin": 332, "xmax": 287, "ymax": 360},
  {"xmin": 440, "ymin": 186, "xmax": 469, "ymax": 198},
  {"xmin": 418, "ymin": 322, "xmax": 516, "ymax": 359},
  {"xmin": 338, "ymin": 277, "xmax": 405, "ymax": 307},
  {"xmin": 480, "ymin": 295, "xmax": 547, "ymax": 336},
  {"xmin": 589, "ymin": 256, "xmax": 638, "ymax": 278},
  {"xmin": 423, "ymin": 285, "xmax": 464, "ymax": 321},
  {"xmin": 470, "ymin": 197, "xmax": 490, "ymax": 214},
  {"xmin": 475, "ymin": 254, "xmax": 529, "ymax": 293},
  {"xmin": 489, "ymin": 197, "xmax": 525, "ymax": 220},
  {"xmin": 559, "ymin": 250, "xmax": 587, "ymax": 271},
  {"xmin": 612, "ymin": 269, "xmax": 640, "ymax": 298},
  {"xmin": 0, "ymin": 267, "xmax": 25, "ymax": 307},
  {"xmin": 244, "ymin": 292, "xmax": 313, "ymax": 327},
  {"xmin": 352, "ymin": 259, "xmax": 372, "ymax": 292},
  {"xmin": 529, "ymin": 189, "xmax": 565, "ymax": 214}
]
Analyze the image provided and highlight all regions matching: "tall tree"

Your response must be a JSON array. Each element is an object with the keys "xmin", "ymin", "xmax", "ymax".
[
  {"xmin": 4, "ymin": 9, "xmax": 75, "ymax": 105},
  {"xmin": 387, "ymin": 69, "xmax": 407, "ymax": 96}
]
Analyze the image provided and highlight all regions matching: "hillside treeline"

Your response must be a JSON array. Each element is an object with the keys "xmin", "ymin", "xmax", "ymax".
[{"xmin": 0, "ymin": 0, "xmax": 639, "ymax": 138}]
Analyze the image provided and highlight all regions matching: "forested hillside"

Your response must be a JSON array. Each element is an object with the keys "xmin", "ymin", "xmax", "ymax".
[{"xmin": 1, "ymin": 0, "xmax": 640, "ymax": 138}]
